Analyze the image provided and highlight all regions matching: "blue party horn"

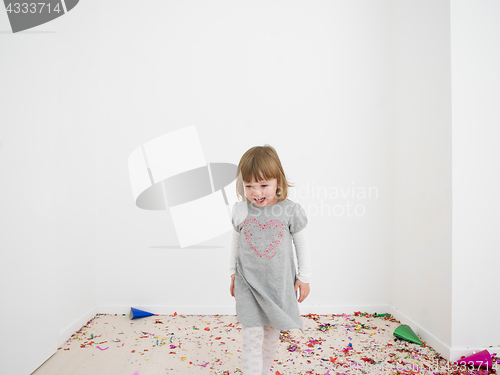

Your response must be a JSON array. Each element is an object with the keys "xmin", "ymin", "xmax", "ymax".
[{"xmin": 130, "ymin": 307, "xmax": 155, "ymax": 320}]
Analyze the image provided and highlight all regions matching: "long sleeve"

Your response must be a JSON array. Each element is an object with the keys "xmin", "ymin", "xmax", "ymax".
[
  {"xmin": 292, "ymin": 227, "xmax": 312, "ymax": 283},
  {"xmin": 229, "ymin": 229, "xmax": 240, "ymax": 276}
]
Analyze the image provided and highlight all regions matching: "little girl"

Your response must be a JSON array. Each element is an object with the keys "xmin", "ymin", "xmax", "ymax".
[{"xmin": 229, "ymin": 145, "xmax": 312, "ymax": 374}]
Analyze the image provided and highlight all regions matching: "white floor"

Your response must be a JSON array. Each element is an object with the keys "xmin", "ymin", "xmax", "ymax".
[{"xmin": 31, "ymin": 313, "xmax": 477, "ymax": 375}]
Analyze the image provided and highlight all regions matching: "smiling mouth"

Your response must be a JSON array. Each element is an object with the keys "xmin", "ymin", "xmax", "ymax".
[{"xmin": 254, "ymin": 197, "xmax": 265, "ymax": 202}]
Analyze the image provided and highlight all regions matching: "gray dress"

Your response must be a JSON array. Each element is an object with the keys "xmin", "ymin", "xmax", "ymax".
[{"xmin": 232, "ymin": 198, "xmax": 308, "ymax": 334}]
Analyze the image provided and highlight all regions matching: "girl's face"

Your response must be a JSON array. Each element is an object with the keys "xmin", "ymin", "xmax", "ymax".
[{"xmin": 243, "ymin": 176, "xmax": 280, "ymax": 207}]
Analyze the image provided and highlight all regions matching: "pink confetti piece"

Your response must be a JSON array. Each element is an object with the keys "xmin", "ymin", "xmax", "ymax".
[
  {"xmin": 96, "ymin": 346, "xmax": 109, "ymax": 350},
  {"xmin": 200, "ymin": 362, "xmax": 209, "ymax": 367}
]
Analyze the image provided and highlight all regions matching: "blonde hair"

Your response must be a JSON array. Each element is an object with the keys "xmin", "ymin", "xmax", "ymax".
[{"xmin": 235, "ymin": 144, "xmax": 294, "ymax": 202}]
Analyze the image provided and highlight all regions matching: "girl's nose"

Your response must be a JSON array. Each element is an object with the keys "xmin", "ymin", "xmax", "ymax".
[{"xmin": 251, "ymin": 186, "xmax": 262, "ymax": 194}]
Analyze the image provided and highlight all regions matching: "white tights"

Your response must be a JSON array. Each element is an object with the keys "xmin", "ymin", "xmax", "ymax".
[{"xmin": 241, "ymin": 324, "xmax": 280, "ymax": 375}]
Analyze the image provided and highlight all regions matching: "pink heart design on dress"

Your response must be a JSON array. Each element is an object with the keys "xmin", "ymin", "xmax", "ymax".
[{"xmin": 243, "ymin": 218, "xmax": 285, "ymax": 259}]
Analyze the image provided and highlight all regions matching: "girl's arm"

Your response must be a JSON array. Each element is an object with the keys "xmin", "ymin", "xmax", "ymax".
[
  {"xmin": 292, "ymin": 227, "xmax": 312, "ymax": 283},
  {"xmin": 229, "ymin": 228, "xmax": 240, "ymax": 276}
]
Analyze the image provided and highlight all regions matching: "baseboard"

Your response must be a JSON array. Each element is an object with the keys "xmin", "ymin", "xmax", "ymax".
[
  {"xmin": 388, "ymin": 305, "xmax": 498, "ymax": 368},
  {"xmin": 58, "ymin": 305, "xmax": 99, "ymax": 348},
  {"xmin": 96, "ymin": 304, "xmax": 391, "ymax": 317},
  {"xmin": 97, "ymin": 304, "xmax": 238, "ymax": 315},
  {"xmin": 387, "ymin": 305, "xmax": 452, "ymax": 361}
]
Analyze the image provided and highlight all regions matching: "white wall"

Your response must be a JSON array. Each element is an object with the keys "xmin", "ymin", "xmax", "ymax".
[
  {"xmin": 390, "ymin": 0, "xmax": 452, "ymax": 357},
  {"xmin": 95, "ymin": 0, "xmax": 393, "ymax": 316},
  {"xmin": 0, "ymin": 2, "xmax": 99, "ymax": 374},
  {"xmin": 451, "ymin": 0, "xmax": 500, "ymax": 358}
]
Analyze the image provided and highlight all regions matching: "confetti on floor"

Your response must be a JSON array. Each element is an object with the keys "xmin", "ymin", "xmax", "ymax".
[{"xmin": 32, "ymin": 312, "xmax": 499, "ymax": 375}]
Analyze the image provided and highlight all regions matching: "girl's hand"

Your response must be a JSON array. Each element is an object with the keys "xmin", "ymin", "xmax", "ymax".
[
  {"xmin": 230, "ymin": 274, "xmax": 236, "ymax": 297},
  {"xmin": 294, "ymin": 279, "xmax": 310, "ymax": 303}
]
